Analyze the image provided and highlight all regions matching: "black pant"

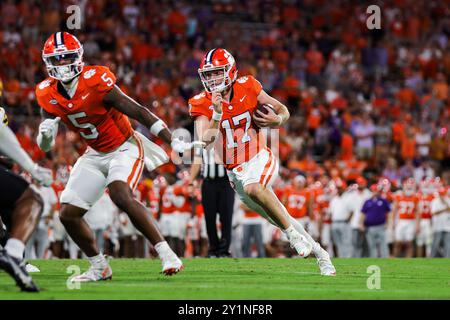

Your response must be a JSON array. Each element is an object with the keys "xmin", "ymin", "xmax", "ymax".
[
  {"xmin": 201, "ymin": 178, "xmax": 235, "ymax": 256},
  {"xmin": 0, "ymin": 166, "xmax": 30, "ymax": 246}
]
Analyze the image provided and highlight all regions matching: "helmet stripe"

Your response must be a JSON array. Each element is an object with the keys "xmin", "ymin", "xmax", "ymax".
[
  {"xmin": 55, "ymin": 32, "xmax": 63, "ymax": 46},
  {"xmin": 206, "ymin": 48, "xmax": 217, "ymax": 65}
]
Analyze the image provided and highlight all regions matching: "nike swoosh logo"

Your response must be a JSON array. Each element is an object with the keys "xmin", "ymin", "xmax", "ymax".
[
  {"xmin": 240, "ymin": 95, "xmax": 246, "ymax": 102},
  {"xmin": 119, "ymin": 149, "xmax": 129, "ymax": 152},
  {"xmin": 82, "ymin": 93, "xmax": 90, "ymax": 100}
]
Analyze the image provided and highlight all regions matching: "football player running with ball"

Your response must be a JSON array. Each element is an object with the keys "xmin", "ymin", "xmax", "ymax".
[
  {"xmin": 35, "ymin": 32, "xmax": 187, "ymax": 282},
  {"xmin": 189, "ymin": 49, "xmax": 336, "ymax": 275}
]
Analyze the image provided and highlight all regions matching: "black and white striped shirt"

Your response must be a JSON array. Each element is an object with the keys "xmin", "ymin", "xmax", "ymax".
[{"xmin": 201, "ymin": 148, "xmax": 226, "ymax": 180}]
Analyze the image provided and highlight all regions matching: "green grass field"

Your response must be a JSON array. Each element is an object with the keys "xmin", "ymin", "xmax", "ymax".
[{"xmin": 0, "ymin": 258, "xmax": 449, "ymax": 299}]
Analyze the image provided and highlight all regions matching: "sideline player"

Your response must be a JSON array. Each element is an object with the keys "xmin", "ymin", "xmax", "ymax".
[
  {"xmin": 35, "ymin": 32, "xmax": 189, "ymax": 281},
  {"xmin": 189, "ymin": 49, "xmax": 335, "ymax": 275},
  {"xmin": 0, "ymin": 107, "xmax": 53, "ymax": 291},
  {"xmin": 392, "ymin": 179, "xmax": 419, "ymax": 257}
]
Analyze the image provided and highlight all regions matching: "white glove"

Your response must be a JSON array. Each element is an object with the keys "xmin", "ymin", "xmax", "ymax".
[
  {"xmin": 39, "ymin": 117, "xmax": 61, "ymax": 139},
  {"xmin": 171, "ymin": 139, "xmax": 205, "ymax": 153},
  {"xmin": 29, "ymin": 164, "xmax": 53, "ymax": 187}
]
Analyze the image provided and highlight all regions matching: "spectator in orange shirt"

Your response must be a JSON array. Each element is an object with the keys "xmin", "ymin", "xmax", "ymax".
[
  {"xmin": 305, "ymin": 43, "xmax": 324, "ymax": 87},
  {"xmin": 400, "ymin": 126, "xmax": 417, "ymax": 161},
  {"xmin": 167, "ymin": 6, "xmax": 187, "ymax": 36},
  {"xmin": 340, "ymin": 129, "xmax": 353, "ymax": 161},
  {"xmin": 432, "ymin": 73, "xmax": 448, "ymax": 101}
]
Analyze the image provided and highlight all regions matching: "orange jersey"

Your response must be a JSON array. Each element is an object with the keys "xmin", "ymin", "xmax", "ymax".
[
  {"xmin": 417, "ymin": 193, "xmax": 434, "ymax": 219},
  {"xmin": 195, "ymin": 203, "xmax": 204, "ymax": 218},
  {"xmin": 36, "ymin": 66, "xmax": 134, "ymax": 153},
  {"xmin": 189, "ymin": 75, "xmax": 266, "ymax": 169},
  {"xmin": 148, "ymin": 189, "xmax": 160, "ymax": 219},
  {"xmin": 284, "ymin": 187, "xmax": 310, "ymax": 218},
  {"xmin": 394, "ymin": 193, "xmax": 419, "ymax": 220},
  {"xmin": 312, "ymin": 187, "xmax": 331, "ymax": 223},
  {"xmin": 244, "ymin": 208, "xmax": 260, "ymax": 218},
  {"xmin": 173, "ymin": 184, "xmax": 192, "ymax": 213},
  {"xmin": 161, "ymin": 185, "xmax": 176, "ymax": 214},
  {"xmin": 51, "ymin": 181, "xmax": 65, "ymax": 210}
]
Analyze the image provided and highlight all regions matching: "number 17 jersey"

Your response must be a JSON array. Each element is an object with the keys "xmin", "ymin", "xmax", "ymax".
[
  {"xmin": 35, "ymin": 65, "xmax": 134, "ymax": 153},
  {"xmin": 188, "ymin": 75, "xmax": 266, "ymax": 170}
]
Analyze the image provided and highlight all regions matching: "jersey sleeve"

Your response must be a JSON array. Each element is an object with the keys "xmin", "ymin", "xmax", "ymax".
[
  {"xmin": 248, "ymin": 75, "xmax": 263, "ymax": 96},
  {"xmin": 188, "ymin": 93, "xmax": 212, "ymax": 119},
  {"xmin": 83, "ymin": 66, "xmax": 117, "ymax": 95},
  {"xmin": 35, "ymin": 79, "xmax": 57, "ymax": 116}
]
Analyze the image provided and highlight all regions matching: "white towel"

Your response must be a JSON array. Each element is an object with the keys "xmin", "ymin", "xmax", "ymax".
[{"xmin": 134, "ymin": 131, "xmax": 169, "ymax": 172}]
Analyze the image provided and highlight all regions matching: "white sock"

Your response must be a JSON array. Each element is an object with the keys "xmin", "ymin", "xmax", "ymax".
[
  {"xmin": 88, "ymin": 253, "xmax": 107, "ymax": 267},
  {"xmin": 154, "ymin": 241, "xmax": 174, "ymax": 258},
  {"xmin": 283, "ymin": 225, "xmax": 297, "ymax": 238},
  {"xmin": 287, "ymin": 216, "xmax": 323, "ymax": 256},
  {"xmin": 5, "ymin": 238, "xmax": 25, "ymax": 260}
]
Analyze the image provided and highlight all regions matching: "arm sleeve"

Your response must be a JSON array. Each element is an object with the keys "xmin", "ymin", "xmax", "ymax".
[
  {"xmin": 84, "ymin": 66, "xmax": 117, "ymax": 98},
  {"xmin": 188, "ymin": 95, "xmax": 212, "ymax": 119},
  {"xmin": 95, "ymin": 66, "xmax": 117, "ymax": 94},
  {"xmin": 249, "ymin": 76, "xmax": 263, "ymax": 96},
  {"xmin": 361, "ymin": 201, "xmax": 368, "ymax": 214},
  {"xmin": 0, "ymin": 121, "xmax": 35, "ymax": 173}
]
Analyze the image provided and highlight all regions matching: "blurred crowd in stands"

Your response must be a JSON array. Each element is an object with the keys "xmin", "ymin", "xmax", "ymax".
[{"xmin": 0, "ymin": 0, "xmax": 449, "ymax": 258}]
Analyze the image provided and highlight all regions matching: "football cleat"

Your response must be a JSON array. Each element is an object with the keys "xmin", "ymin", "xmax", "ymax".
[
  {"xmin": 25, "ymin": 263, "xmax": 41, "ymax": 273},
  {"xmin": 316, "ymin": 249, "xmax": 336, "ymax": 276},
  {"xmin": 161, "ymin": 254, "xmax": 184, "ymax": 276},
  {"xmin": 69, "ymin": 264, "xmax": 112, "ymax": 283},
  {"xmin": 287, "ymin": 231, "xmax": 313, "ymax": 258},
  {"xmin": 0, "ymin": 249, "xmax": 39, "ymax": 292}
]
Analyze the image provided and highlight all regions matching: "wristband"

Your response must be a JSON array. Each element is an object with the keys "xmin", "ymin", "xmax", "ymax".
[
  {"xmin": 276, "ymin": 115, "xmax": 283, "ymax": 126},
  {"xmin": 212, "ymin": 109, "xmax": 223, "ymax": 122},
  {"xmin": 150, "ymin": 119, "xmax": 167, "ymax": 136}
]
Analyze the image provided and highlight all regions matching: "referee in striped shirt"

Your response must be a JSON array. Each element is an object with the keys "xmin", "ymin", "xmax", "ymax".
[{"xmin": 190, "ymin": 147, "xmax": 235, "ymax": 257}]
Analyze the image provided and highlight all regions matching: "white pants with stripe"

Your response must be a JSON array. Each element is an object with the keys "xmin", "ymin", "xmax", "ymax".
[
  {"xmin": 227, "ymin": 148, "xmax": 279, "ymax": 225},
  {"xmin": 60, "ymin": 134, "xmax": 144, "ymax": 210}
]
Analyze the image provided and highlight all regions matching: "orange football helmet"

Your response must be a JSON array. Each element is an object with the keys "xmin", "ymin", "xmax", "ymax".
[
  {"xmin": 198, "ymin": 48, "xmax": 237, "ymax": 93},
  {"xmin": 42, "ymin": 32, "xmax": 84, "ymax": 82}
]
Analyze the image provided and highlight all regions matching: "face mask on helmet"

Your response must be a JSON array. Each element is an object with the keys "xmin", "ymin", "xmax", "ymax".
[
  {"xmin": 43, "ymin": 50, "xmax": 84, "ymax": 82},
  {"xmin": 198, "ymin": 65, "xmax": 231, "ymax": 93}
]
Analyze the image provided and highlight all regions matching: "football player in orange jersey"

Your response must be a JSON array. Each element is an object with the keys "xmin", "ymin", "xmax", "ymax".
[
  {"xmin": 416, "ymin": 179, "xmax": 435, "ymax": 257},
  {"xmin": 189, "ymin": 48, "xmax": 335, "ymax": 275},
  {"xmin": 35, "ymin": 32, "xmax": 187, "ymax": 281},
  {"xmin": 282, "ymin": 175, "xmax": 313, "ymax": 232},
  {"xmin": 392, "ymin": 178, "xmax": 420, "ymax": 257}
]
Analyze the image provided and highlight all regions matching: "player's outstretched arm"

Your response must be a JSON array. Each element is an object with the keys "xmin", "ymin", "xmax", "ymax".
[
  {"xmin": 104, "ymin": 85, "xmax": 173, "ymax": 144},
  {"xmin": 253, "ymin": 90, "xmax": 290, "ymax": 127},
  {"xmin": 0, "ymin": 107, "xmax": 53, "ymax": 186},
  {"xmin": 104, "ymin": 84, "xmax": 202, "ymax": 155},
  {"xmin": 37, "ymin": 109, "xmax": 60, "ymax": 152}
]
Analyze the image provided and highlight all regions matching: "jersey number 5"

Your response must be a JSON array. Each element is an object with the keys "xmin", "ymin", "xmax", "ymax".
[{"xmin": 67, "ymin": 112, "xmax": 99, "ymax": 140}]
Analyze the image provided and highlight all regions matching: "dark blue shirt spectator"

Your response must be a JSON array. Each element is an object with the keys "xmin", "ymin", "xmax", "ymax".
[{"xmin": 361, "ymin": 197, "xmax": 391, "ymax": 227}]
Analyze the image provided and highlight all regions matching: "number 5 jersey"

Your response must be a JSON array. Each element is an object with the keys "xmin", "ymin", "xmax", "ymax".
[{"xmin": 35, "ymin": 65, "xmax": 134, "ymax": 153}]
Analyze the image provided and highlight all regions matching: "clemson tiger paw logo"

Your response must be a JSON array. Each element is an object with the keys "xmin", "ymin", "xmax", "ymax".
[
  {"xmin": 83, "ymin": 69, "xmax": 97, "ymax": 79},
  {"xmin": 38, "ymin": 79, "xmax": 51, "ymax": 90},
  {"xmin": 237, "ymin": 76, "xmax": 249, "ymax": 83}
]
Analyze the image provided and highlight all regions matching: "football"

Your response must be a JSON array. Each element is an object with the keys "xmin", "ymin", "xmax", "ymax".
[{"xmin": 255, "ymin": 103, "xmax": 275, "ymax": 116}]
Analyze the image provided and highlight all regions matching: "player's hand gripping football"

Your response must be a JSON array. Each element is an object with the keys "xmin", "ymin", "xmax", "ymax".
[
  {"xmin": 39, "ymin": 117, "xmax": 61, "ymax": 139},
  {"xmin": 253, "ymin": 104, "xmax": 282, "ymax": 128},
  {"xmin": 30, "ymin": 163, "xmax": 53, "ymax": 187}
]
